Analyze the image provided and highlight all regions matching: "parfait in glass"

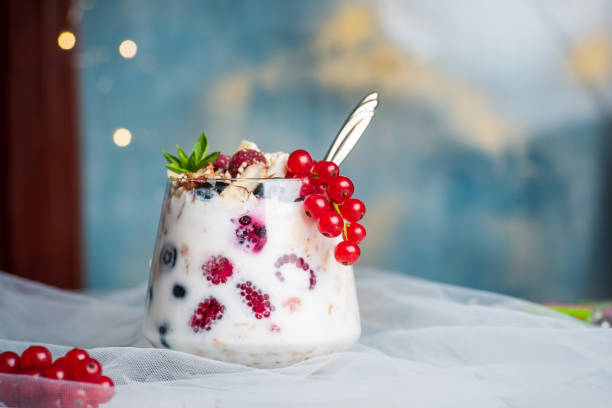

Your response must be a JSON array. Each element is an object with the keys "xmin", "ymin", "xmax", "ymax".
[{"xmin": 143, "ymin": 136, "xmax": 364, "ymax": 367}]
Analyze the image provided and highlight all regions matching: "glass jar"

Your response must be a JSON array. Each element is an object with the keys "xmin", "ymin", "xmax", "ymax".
[{"xmin": 143, "ymin": 178, "xmax": 361, "ymax": 367}]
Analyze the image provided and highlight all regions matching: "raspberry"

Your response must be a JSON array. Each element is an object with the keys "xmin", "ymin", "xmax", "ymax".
[
  {"xmin": 339, "ymin": 198, "xmax": 366, "ymax": 222},
  {"xmin": 190, "ymin": 297, "xmax": 225, "ymax": 332},
  {"xmin": 213, "ymin": 154, "xmax": 231, "ymax": 172},
  {"xmin": 20, "ymin": 345, "xmax": 52, "ymax": 370},
  {"xmin": 202, "ymin": 256, "xmax": 234, "ymax": 284},
  {"xmin": 228, "ymin": 149, "xmax": 267, "ymax": 177},
  {"xmin": 274, "ymin": 254, "xmax": 316, "ymax": 290},
  {"xmin": 234, "ymin": 215, "xmax": 267, "ymax": 253},
  {"xmin": 0, "ymin": 351, "xmax": 20, "ymax": 373},
  {"xmin": 237, "ymin": 282, "xmax": 274, "ymax": 319}
]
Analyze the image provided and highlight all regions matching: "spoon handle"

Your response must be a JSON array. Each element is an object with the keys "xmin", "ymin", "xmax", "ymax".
[{"xmin": 324, "ymin": 92, "xmax": 378, "ymax": 166}]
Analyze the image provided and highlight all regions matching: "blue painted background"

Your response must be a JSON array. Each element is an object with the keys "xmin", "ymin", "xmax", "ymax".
[{"xmin": 80, "ymin": 0, "xmax": 612, "ymax": 300}]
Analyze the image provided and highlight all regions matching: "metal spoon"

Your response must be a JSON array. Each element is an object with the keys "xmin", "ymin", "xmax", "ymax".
[{"xmin": 324, "ymin": 92, "xmax": 378, "ymax": 166}]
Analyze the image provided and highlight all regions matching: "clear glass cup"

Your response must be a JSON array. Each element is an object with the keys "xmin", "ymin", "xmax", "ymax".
[{"xmin": 143, "ymin": 178, "xmax": 361, "ymax": 367}]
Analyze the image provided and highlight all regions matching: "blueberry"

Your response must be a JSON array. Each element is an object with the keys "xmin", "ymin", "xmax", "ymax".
[
  {"xmin": 160, "ymin": 243, "xmax": 177, "ymax": 271},
  {"xmin": 172, "ymin": 284, "xmax": 187, "ymax": 298},
  {"xmin": 214, "ymin": 182, "xmax": 229, "ymax": 194},
  {"xmin": 253, "ymin": 183, "xmax": 265, "ymax": 198},
  {"xmin": 193, "ymin": 182, "xmax": 216, "ymax": 201},
  {"xmin": 239, "ymin": 215, "xmax": 251, "ymax": 225},
  {"xmin": 159, "ymin": 324, "xmax": 170, "ymax": 348}
]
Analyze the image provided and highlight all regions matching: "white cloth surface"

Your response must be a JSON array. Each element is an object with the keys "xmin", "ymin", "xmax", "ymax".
[{"xmin": 1, "ymin": 269, "xmax": 611, "ymax": 407}]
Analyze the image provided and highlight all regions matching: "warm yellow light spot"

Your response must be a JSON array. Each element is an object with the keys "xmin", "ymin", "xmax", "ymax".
[
  {"xmin": 570, "ymin": 34, "xmax": 611, "ymax": 84},
  {"xmin": 113, "ymin": 128, "xmax": 132, "ymax": 147},
  {"xmin": 57, "ymin": 31, "xmax": 76, "ymax": 50},
  {"xmin": 119, "ymin": 40, "xmax": 138, "ymax": 59}
]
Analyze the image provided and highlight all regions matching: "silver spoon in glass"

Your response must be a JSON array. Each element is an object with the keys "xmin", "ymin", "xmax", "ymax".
[{"xmin": 324, "ymin": 92, "xmax": 379, "ymax": 166}]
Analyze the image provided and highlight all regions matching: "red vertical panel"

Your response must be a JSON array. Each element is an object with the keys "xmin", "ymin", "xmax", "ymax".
[{"xmin": 1, "ymin": 0, "xmax": 82, "ymax": 289}]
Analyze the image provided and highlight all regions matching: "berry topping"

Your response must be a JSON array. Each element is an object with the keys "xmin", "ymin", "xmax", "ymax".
[
  {"xmin": 312, "ymin": 160, "xmax": 339, "ymax": 181},
  {"xmin": 237, "ymin": 282, "xmax": 274, "ymax": 319},
  {"xmin": 193, "ymin": 182, "xmax": 217, "ymax": 200},
  {"xmin": 334, "ymin": 241, "xmax": 361, "ymax": 265},
  {"xmin": 20, "ymin": 346, "xmax": 52, "ymax": 370},
  {"xmin": 287, "ymin": 149, "xmax": 314, "ymax": 176},
  {"xmin": 172, "ymin": 284, "xmax": 187, "ymax": 298},
  {"xmin": 327, "ymin": 176, "xmax": 354, "ymax": 203},
  {"xmin": 317, "ymin": 211, "xmax": 344, "ymax": 237},
  {"xmin": 339, "ymin": 198, "xmax": 366, "ymax": 222},
  {"xmin": 73, "ymin": 358, "xmax": 102, "ymax": 383},
  {"xmin": 253, "ymin": 183, "xmax": 265, "ymax": 198},
  {"xmin": 0, "ymin": 351, "xmax": 20, "ymax": 373},
  {"xmin": 190, "ymin": 297, "xmax": 225, "ymax": 332},
  {"xmin": 234, "ymin": 215, "xmax": 267, "ymax": 253},
  {"xmin": 160, "ymin": 243, "xmax": 177, "ymax": 271},
  {"xmin": 228, "ymin": 149, "xmax": 267, "ymax": 177},
  {"xmin": 202, "ymin": 256, "xmax": 234, "ymax": 285},
  {"xmin": 303, "ymin": 194, "xmax": 330, "ymax": 219},
  {"xmin": 274, "ymin": 254, "xmax": 317, "ymax": 290},
  {"xmin": 213, "ymin": 154, "xmax": 231, "ymax": 172},
  {"xmin": 346, "ymin": 222, "xmax": 366, "ymax": 244}
]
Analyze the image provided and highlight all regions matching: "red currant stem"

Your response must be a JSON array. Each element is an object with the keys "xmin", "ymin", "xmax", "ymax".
[{"xmin": 332, "ymin": 202, "xmax": 349, "ymax": 240}]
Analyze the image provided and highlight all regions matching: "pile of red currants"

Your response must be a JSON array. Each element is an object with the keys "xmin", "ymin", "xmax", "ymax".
[
  {"xmin": 287, "ymin": 150, "xmax": 366, "ymax": 265},
  {"xmin": 0, "ymin": 345, "xmax": 114, "ymax": 407}
]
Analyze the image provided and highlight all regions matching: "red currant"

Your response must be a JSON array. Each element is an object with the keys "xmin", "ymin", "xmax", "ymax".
[
  {"xmin": 312, "ymin": 160, "xmax": 339, "ymax": 181},
  {"xmin": 20, "ymin": 345, "xmax": 52, "ymax": 370},
  {"xmin": 90, "ymin": 376, "xmax": 115, "ymax": 404},
  {"xmin": 73, "ymin": 357, "xmax": 102, "ymax": 383},
  {"xmin": 53, "ymin": 356, "xmax": 66, "ymax": 368},
  {"xmin": 287, "ymin": 150, "xmax": 314, "ymax": 176},
  {"xmin": 299, "ymin": 176, "xmax": 316, "ymax": 197},
  {"xmin": 339, "ymin": 198, "xmax": 366, "ymax": 222},
  {"xmin": 346, "ymin": 223, "xmax": 366, "ymax": 243},
  {"xmin": 327, "ymin": 176, "xmax": 354, "ymax": 203},
  {"xmin": 317, "ymin": 211, "xmax": 344, "ymax": 237},
  {"xmin": 64, "ymin": 348, "xmax": 89, "ymax": 376},
  {"xmin": 0, "ymin": 351, "xmax": 20, "ymax": 373},
  {"xmin": 61, "ymin": 386, "xmax": 89, "ymax": 408},
  {"xmin": 334, "ymin": 241, "xmax": 360, "ymax": 265},
  {"xmin": 303, "ymin": 194, "xmax": 330, "ymax": 219},
  {"xmin": 43, "ymin": 366, "xmax": 68, "ymax": 394},
  {"xmin": 313, "ymin": 180, "xmax": 327, "ymax": 195}
]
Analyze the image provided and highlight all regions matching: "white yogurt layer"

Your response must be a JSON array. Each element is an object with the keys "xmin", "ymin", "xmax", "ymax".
[{"xmin": 144, "ymin": 181, "xmax": 361, "ymax": 367}]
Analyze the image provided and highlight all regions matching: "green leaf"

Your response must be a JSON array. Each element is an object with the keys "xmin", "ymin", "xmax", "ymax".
[
  {"xmin": 163, "ymin": 151, "xmax": 180, "ymax": 165},
  {"xmin": 201, "ymin": 151, "xmax": 220, "ymax": 165},
  {"xmin": 193, "ymin": 132, "xmax": 209, "ymax": 162},
  {"xmin": 176, "ymin": 145, "xmax": 190, "ymax": 168},
  {"xmin": 165, "ymin": 163, "xmax": 187, "ymax": 174}
]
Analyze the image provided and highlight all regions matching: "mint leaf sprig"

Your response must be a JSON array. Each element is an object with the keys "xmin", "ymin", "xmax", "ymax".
[{"xmin": 163, "ymin": 132, "xmax": 220, "ymax": 174}]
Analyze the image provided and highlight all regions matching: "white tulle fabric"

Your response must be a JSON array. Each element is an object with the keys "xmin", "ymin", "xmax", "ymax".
[{"xmin": 1, "ymin": 269, "xmax": 611, "ymax": 407}]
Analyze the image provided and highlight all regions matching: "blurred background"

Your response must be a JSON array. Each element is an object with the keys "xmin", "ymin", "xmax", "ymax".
[{"xmin": 2, "ymin": 0, "xmax": 611, "ymax": 301}]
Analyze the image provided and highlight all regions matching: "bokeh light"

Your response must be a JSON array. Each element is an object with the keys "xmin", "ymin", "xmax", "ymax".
[
  {"xmin": 113, "ymin": 128, "xmax": 132, "ymax": 147},
  {"xmin": 119, "ymin": 40, "xmax": 138, "ymax": 59},
  {"xmin": 57, "ymin": 31, "xmax": 76, "ymax": 50}
]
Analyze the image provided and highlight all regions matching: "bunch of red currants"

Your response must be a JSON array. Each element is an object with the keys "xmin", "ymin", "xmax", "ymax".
[
  {"xmin": 287, "ymin": 149, "xmax": 366, "ymax": 265},
  {"xmin": 0, "ymin": 345, "xmax": 114, "ymax": 407}
]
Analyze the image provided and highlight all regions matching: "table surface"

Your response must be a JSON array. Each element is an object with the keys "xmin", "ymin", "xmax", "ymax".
[{"xmin": 1, "ymin": 269, "xmax": 611, "ymax": 407}]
